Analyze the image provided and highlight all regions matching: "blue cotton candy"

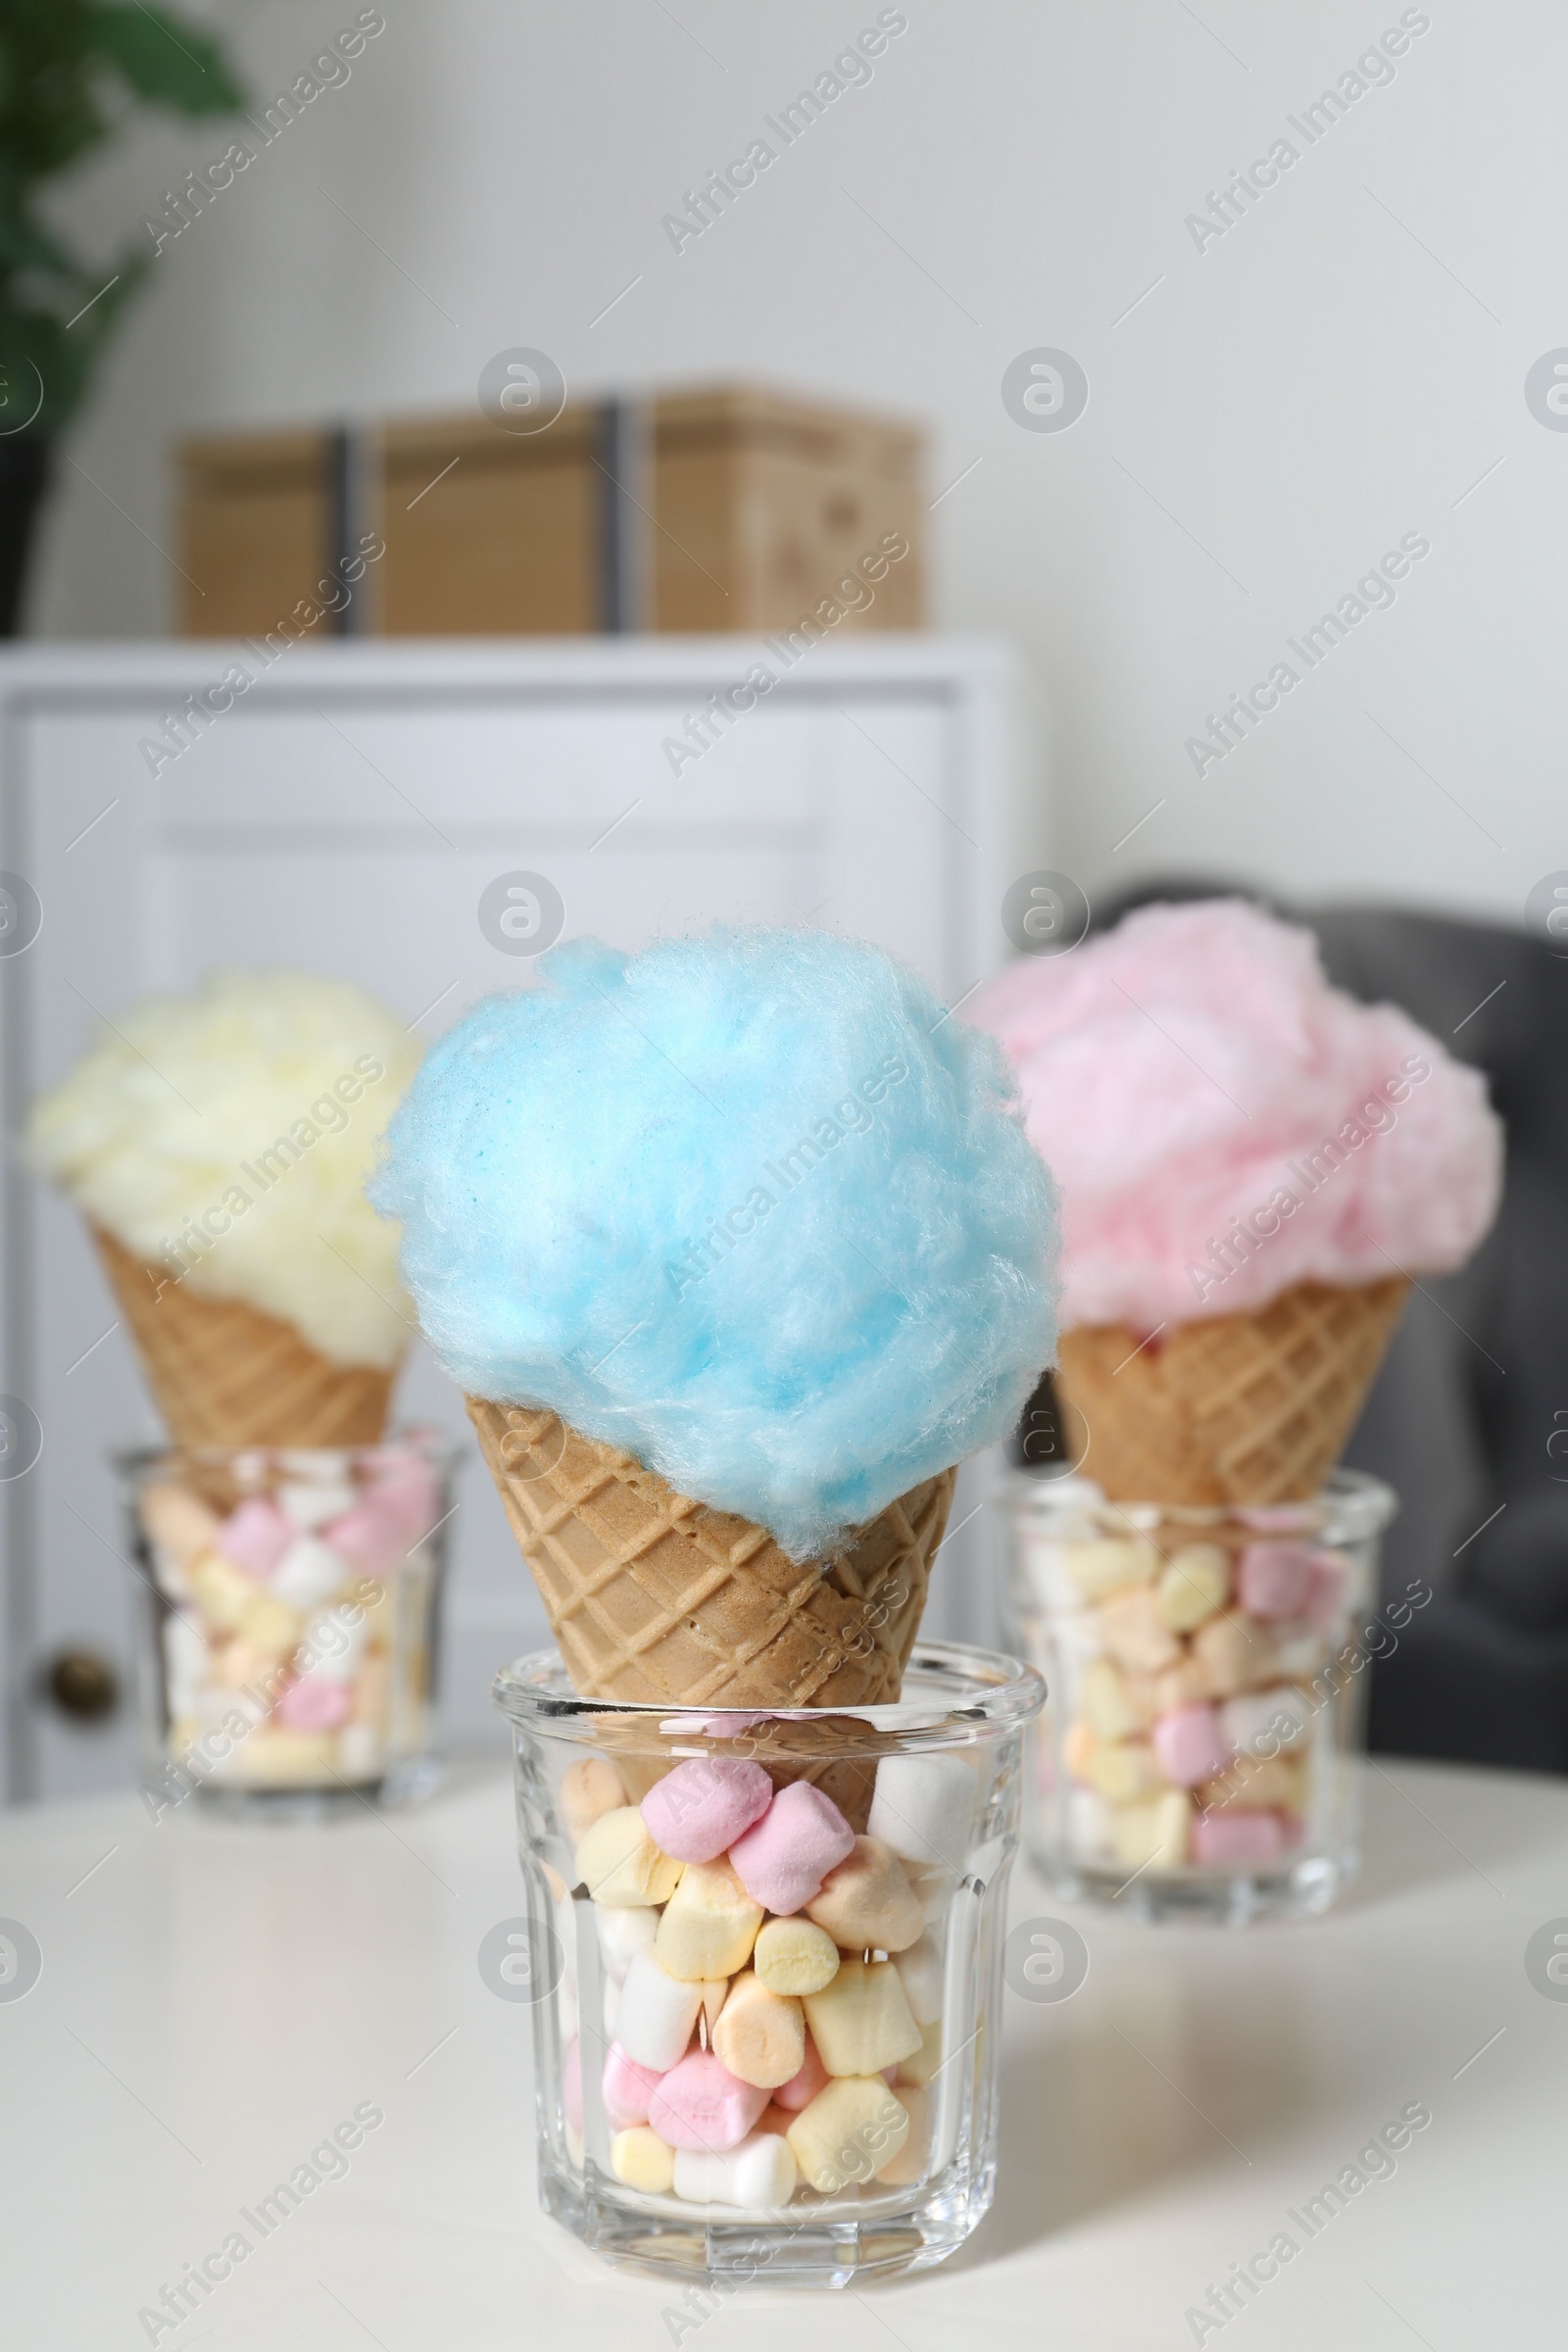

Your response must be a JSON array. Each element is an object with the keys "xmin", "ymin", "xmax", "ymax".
[{"xmin": 373, "ymin": 929, "xmax": 1059, "ymax": 1559}]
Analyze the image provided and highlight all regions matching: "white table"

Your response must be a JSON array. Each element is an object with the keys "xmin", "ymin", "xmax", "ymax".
[{"xmin": 1, "ymin": 1754, "xmax": 1560, "ymax": 2348}]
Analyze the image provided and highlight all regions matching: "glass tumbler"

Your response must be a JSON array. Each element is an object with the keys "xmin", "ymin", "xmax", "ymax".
[
  {"xmin": 491, "ymin": 1640, "xmax": 1044, "ymax": 2286},
  {"xmin": 1004, "ymin": 1468, "xmax": 1398, "ymax": 1924},
  {"xmin": 122, "ymin": 1431, "xmax": 456, "ymax": 1817}
]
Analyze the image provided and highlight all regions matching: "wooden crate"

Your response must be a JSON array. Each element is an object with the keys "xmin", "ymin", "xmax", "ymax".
[{"xmin": 177, "ymin": 385, "xmax": 923, "ymax": 639}]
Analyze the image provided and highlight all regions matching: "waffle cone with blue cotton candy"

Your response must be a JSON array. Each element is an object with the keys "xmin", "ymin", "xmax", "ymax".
[{"xmin": 376, "ymin": 928, "xmax": 1060, "ymax": 1704}]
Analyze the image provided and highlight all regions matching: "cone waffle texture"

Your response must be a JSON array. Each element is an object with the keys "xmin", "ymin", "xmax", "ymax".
[
  {"xmin": 1054, "ymin": 1276, "xmax": 1409, "ymax": 1505},
  {"xmin": 466, "ymin": 1398, "xmax": 956, "ymax": 1705},
  {"xmin": 93, "ymin": 1225, "xmax": 395, "ymax": 1449}
]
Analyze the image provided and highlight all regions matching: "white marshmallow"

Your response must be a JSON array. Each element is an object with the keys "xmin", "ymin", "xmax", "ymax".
[
  {"xmin": 596, "ymin": 1904, "xmax": 660, "ymax": 1985},
  {"xmin": 1222, "ymin": 1686, "xmax": 1315, "ymax": 1758},
  {"xmin": 613, "ymin": 1948, "xmax": 704, "ymax": 2073},
  {"xmin": 868, "ymin": 1753, "xmax": 978, "ymax": 1874},
  {"xmin": 893, "ymin": 1934, "xmax": 944, "ymax": 2028},
  {"xmin": 1067, "ymin": 1787, "xmax": 1113, "ymax": 1861},
  {"xmin": 277, "ymin": 1476, "xmax": 358, "ymax": 1530},
  {"xmin": 673, "ymin": 2131, "xmax": 799, "ymax": 2209},
  {"xmin": 906, "ymin": 1861, "xmax": 956, "ymax": 1925},
  {"xmin": 271, "ymin": 1537, "xmax": 350, "ymax": 1611},
  {"xmin": 162, "ymin": 1614, "xmax": 206, "ymax": 1716},
  {"xmin": 338, "ymin": 1722, "xmax": 383, "ymax": 1781},
  {"xmin": 556, "ymin": 1973, "xmax": 579, "ymax": 2041},
  {"xmin": 299, "ymin": 1604, "xmax": 368, "ymax": 1682},
  {"xmin": 604, "ymin": 1976, "xmax": 620, "ymax": 2037}
]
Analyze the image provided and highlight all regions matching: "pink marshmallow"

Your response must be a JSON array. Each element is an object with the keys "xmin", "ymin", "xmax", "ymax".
[
  {"xmin": 1152, "ymin": 1703, "xmax": 1231, "ymax": 1788},
  {"xmin": 728, "ymin": 1781, "xmax": 856, "ymax": 1915},
  {"xmin": 772, "ymin": 2034, "xmax": 829, "ymax": 2113},
  {"xmin": 1237, "ymin": 1543, "xmax": 1321, "ymax": 1621},
  {"xmin": 276, "ymin": 1675, "xmax": 353, "ymax": 1733},
  {"xmin": 1303, "ymin": 1551, "xmax": 1348, "ymax": 1628},
  {"xmin": 1191, "ymin": 1809, "xmax": 1288, "ymax": 1867},
  {"xmin": 362, "ymin": 1453, "xmax": 441, "ymax": 1546},
  {"xmin": 640, "ymin": 1757, "xmax": 774, "ymax": 1864},
  {"xmin": 214, "ymin": 1496, "xmax": 292, "ymax": 1581},
  {"xmin": 321, "ymin": 1502, "xmax": 407, "ymax": 1582},
  {"xmin": 564, "ymin": 2037, "xmax": 582, "ymax": 2133},
  {"xmin": 602, "ymin": 2041, "xmax": 665, "ymax": 2131},
  {"xmin": 647, "ymin": 2049, "xmax": 767, "ymax": 2151}
]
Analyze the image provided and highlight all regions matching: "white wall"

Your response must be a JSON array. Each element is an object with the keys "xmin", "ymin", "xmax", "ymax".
[{"xmin": 32, "ymin": 0, "xmax": 1568, "ymax": 927}]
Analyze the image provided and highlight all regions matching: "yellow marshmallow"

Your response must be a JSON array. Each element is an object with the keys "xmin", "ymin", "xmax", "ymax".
[
  {"xmin": 610, "ymin": 2126, "xmax": 675, "ymax": 2193},
  {"xmin": 897, "ymin": 2019, "xmax": 945, "ymax": 2088},
  {"xmin": 711, "ymin": 1971, "xmax": 806, "ymax": 2090},
  {"xmin": 654, "ymin": 1858, "xmax": 762, "ymax": 1980},
  {"xmin": 1065, "ymin": 1538, "xmax": 1159, "ymax": 1600},
  {"xmin": 1084, "ymin": 1740, "xmax": 1163, "ymax": 1805},
  {"xmin": 574, "ymin": 1807, "xmax": 682, "ymax": 1907},
  {"xmin": 802, "ymin": 1956, "xmax": 922, "ymax": 2078},
  {"xmin": 874, "ymin": 2081, "xmax": 931, "ymax": 2184},
  {"xmin": 1194, "ymin": 1611, "xmax": 1276, "ymax": 1697},
  {"xmin": 786, "ymin": 2077, "xmax": 909, "ymax": 2194},
  {"xmin": 1111, "ymin": 1789, "xmax": 1191, "ymax": 1871},
  {"xmin": 1079, "ymin": 1657, "xmax": 1139, "ymax": 1741},
  {"xmin": 1098, "ymin": 1583, "xmax": 1182, "ymax": 1675},
  {"xmin": 188, "ymin": 1551, "xmax": 256, "ymax": 1636},
  {"xmin": 560, "ymin": 1756, "xmax": 627, "ymax": 1847},
  {"xmin": 238, "ymin": 1590, "xmax": 302, "ymax": 1660},
  {"xmin": 805, "ymin": 1836, "xmax": 923, "ymax": 1955},
  {"xmin": 753, "ymin": 1916, "xmax": 840, "ymax": 1997},
  {"xmin": 1155, "ymin": 1545, "xmax": 1230, "ymax": 1632}
]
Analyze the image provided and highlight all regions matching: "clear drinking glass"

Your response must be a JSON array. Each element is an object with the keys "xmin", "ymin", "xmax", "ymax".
[
  {"xmin": 491, "ymin": 1640, "xmax": 1044, "ymax": 2286},
  {"xmin": 1003, "ymin": 1468, "xmax": 1397, "ymax": 1924},
  {"xmin": 121, "ymin": 1431, "xmax": 456, "ymax": 1817}
]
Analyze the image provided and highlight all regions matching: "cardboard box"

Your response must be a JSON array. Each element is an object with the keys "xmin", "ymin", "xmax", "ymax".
[{"xmin": 176, "ymin": 385, "xmax": 923, "ymax": 638}]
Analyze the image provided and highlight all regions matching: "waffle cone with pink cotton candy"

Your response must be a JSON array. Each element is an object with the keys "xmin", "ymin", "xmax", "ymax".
[
  {"xmin": 972, "ymin": 899, "xmax": 1505, "ymax": 1506},
  {"xmin": 466, "ymin": 1399, "xmax": 954, "ymax": 1708}
]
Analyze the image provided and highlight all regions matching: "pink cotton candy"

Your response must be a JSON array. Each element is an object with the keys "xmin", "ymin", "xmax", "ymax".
[
  {"xmin": 1191, "ymin": 1809, "xmax": 1288, "ymax": 1867},
  {"xmin": 640, "ymin": 1758, "xmax": 774, "ymax": 1864},
  {"xmin": 321, "ymin": 1502, "xmax": 407, "ymax": 1582},
  {"xmin": 1152, "ymin": 1704, "xmax": 1231, "ymax": 1788},
  {"xmin": 647, "ymin": 2049, "xmax": 768, "ymax": 2151},
  {"xmin": 276, "ymin": 1675, "xmax": 352, "ymax": 1732},
  {"xmin": 729, "ymin": 1781, "xmax": 856, "ymax": 1915},
  {"xmin": 214, "ymin": 1497, "xmax": 292, "ymax": 1581},
  {"xmin": 1238, "ymin": 1544, "xmax": 1322, "ymax": 1621},
  {"xmin": 968, "ymin": 900, "xmax": 1503, "ymax": 1330},
  {"xmin": 603, "ymin": 2042, "xmax": 665, "ymax": 2131}
]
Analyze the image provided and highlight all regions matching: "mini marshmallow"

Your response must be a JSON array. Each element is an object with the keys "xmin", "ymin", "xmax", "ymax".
[
  {"xmin": 1152, "ymin": 1704, "xmax": 1231, "ymax": 1789},
  {"xmin": 874, "ymin": 2081, "xmax": 930, "ymax": 2185},
  {"xmin": 188, "ymin": 1551, "xmax": 256, "ymax": 1635},
  {"xmin": 602, "ymin": 2042, "xmax": 665, "ymax": 2130},
  {"xmin": 1221, "ymin": 1686, "xmax": 1315, "ymax": 1758},
  {"xmin": 1064, "ymin": 1537, "xmax": 1159, "ymax": 1601},
  {"xmin": 1237, "ymin": 1542, "xmax": 1322, "ymax": 1621},
  {"xmin": 277, "ymin": 1477, "xmax": 357, "ymax": 1532},
  {"xmin": 596, "ymin": 1904, "xmax": 659, "ymax": 1984},
  {"xmin": 270, "ymin": 1536, "xmax": 351, "ymax": 1613},
  {"xmin": 895, "ymin": 2019, "xmax": 944, "ymax": 2088},
  {"xmin": 1079, "ymin": 1657, "xmax": 1141, "ymax": 1742},
  {"xmin": 337, "ymin": 1721, "xmax": 382, "ymax": 1781},
  {"xmin": 655, "ymin": 1858, "xmax": 762, "ymax": 1981},
  {"xmin": 363, "ymin": 1451, "xmax": 441, "ymax": 1545},
  {"xmin": 1192, "ymin": 1808, "xmax": 1288, "ymax": 1867},
  {"xmin": 1084, "ymin": 1739, "xmax": 1163, "ymax": 1805},
  {"xmin": 574, "ymin": 1808, "xmax": 682, "ymax": 1907},
  {"xmin": 299, "ymin": 1605, "xmax": 368, "ymax": 1682},
  {"xmin": 1153, "ymin": 1656, "xmax": 1217, "ymax": 1712},
  {"xmin": 1067, "ymin": 1786, "xmax": 1113, "ymax": 1860},
  {"xmin": 640, "ymin": 1756, "xmax": 773, "ymax": 1864},
  {"xmin": 1193, "ymin": 1611, "xmax": 1276, "ymax": 1697},
  {"xmin": 893, "ymin": 1934, "xmax": 944, "ymax": 2029},
  {"xmin": 786, "ymin": 2078, "xmax": 909, "ymax": 2193},
  {"xmin": 161, "ymin": 1613, "xmax": 205, "ymax": 1710},
  {"xmin": 711, "ymin": 1971, "xmax": 807, "ymax": 2090},
  {"xmin": 611, "ymin": 2125, "xmax": 676, "ymax": 2193},
  {"xmin": 1198, "ymin": 1750, "xmax": 1306, "ymax": 1813},
  {"xmin": 672, "ymin": 2130, "xmax": 798, "ymax": 2208},
  {"xmin": 772, "ymin": 2034, "xmax": 829, "ymax": 2112},
  {"xmin": 1303, "ymin": 1551, "xmax": 1348, "ymax": 1627},
  {"xmin": 612, "ymin": 1947, "xmax": 707, "ymax": 2073},
  {"xmin": 1098, "ymin": 1583, "xmax": 1182, "ymax": 1675},
  {"xmin": 1272, "ymin": 1626, "xmax": 1334, "ymax": 1679},
  {"xmin": 866, "ymin": 1753, "xmax": 978, "ymax": 1875},
  {"xmin": 802, "ymin": 1956, "xmax": 922, "ymax": 2078},
  {"xmin": 139, "ymin": 1484, "xmax": 219, "ymax": 1569},
  {"xmin": 1063, "ymin": 1719, "xmax": 1099, "ymax": 1783},
  {"xmin": 236, "ymin": 1590, "xmax": 301, "ymax": 1661},
  {"xmin": 319, "ymin": 1502, "xmax": 406, "ymax": 1582},
  {"xmin": 215, "ymin": 1497, "xmax": 292, "ymax": 1581},
  {"xmin": 648, "ymin": 2048, "xmax": 768, "ymax": 2151},
  {"xmin": 1155, "ymin": 1544, "xmax": 1230, "ymax": 1632},
  {"xmin": 906, "ymin": 1860, "xmax": 956, "ymax": 1925},
  {"xmin": 729, "ymin": 1781, "xmax": 856, "ymax": 1915},
  {"xmin": 561, "ymin": 1756, "xmax": 628, "ymax": 1847},
  {"xmin": 277, "ymin": 1675, "xmax": 351, "ymax": 1733},
  {"xmin": 806, "ymin": 1836, "xmax": 924, "ymax": 1954},
  {"xmin": 1110, "ymin": 1789, "xmax": 1191, "ymax": 1872},
  {"xmin": 603, "ymin": 1978, "xmax": 620, "ymax": 2037},
  {"xmin": 753, "ymin": 1916, "xmax": 840, "ymax": 1998}
]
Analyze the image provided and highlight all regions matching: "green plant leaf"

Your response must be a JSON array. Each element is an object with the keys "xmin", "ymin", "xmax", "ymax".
[{"xmin": 88, "ymin": 3, "xmax": 246, "ymax": 117}]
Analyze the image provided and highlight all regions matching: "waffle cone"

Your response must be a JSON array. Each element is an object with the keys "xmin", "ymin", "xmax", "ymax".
[
  {"xmin": 92, "ymin": 1225, "xmax": 396, "ymax": 1450},
  {"xmin": 466, "ymin": 1398, "xmax": 956, "ymax": 1706},
  {"xmin": 1054, "ymin": 1276, "xmax": 1409, "ymax": 1506}
]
